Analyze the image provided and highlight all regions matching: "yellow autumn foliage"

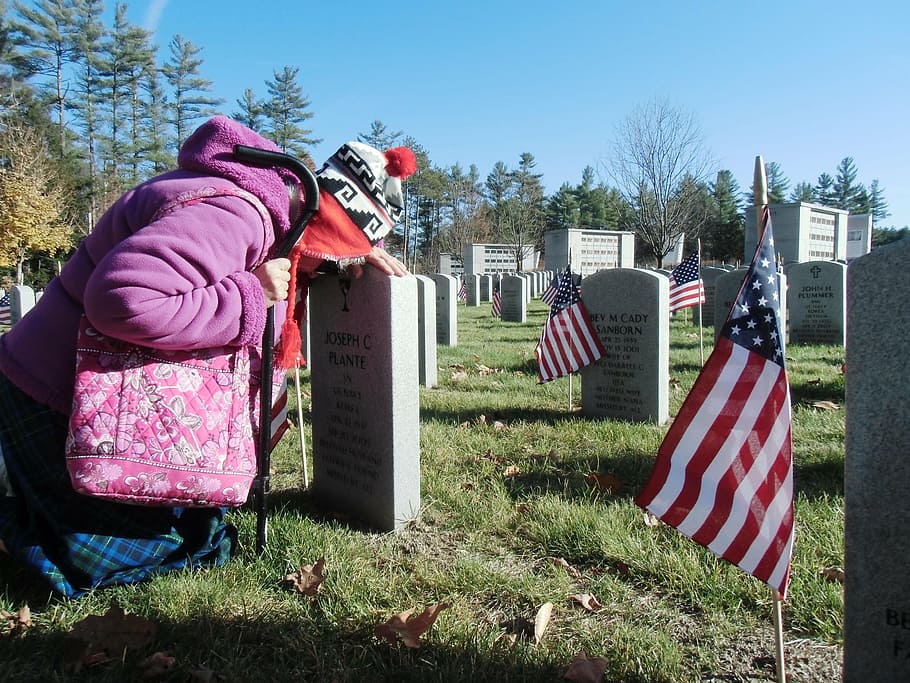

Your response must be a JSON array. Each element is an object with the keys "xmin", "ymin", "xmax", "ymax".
[{"xmin": 0, "ymin": 123, "xmax": 76, "ymax": 272}]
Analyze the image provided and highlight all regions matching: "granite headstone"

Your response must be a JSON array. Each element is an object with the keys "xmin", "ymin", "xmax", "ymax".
[
  {"xmin": 844, "ymin": 240, "xmax": 910, "ymax": 681},
  {"xmin": 581, "ymin": 269, "xmax": 669, "ymax": 424},
  {"xmin": 786, "ymin": 261, "xmax": 847, "ymax": 346},
  {"xmin": 308, "ymin": 269, "xmax": 421, "ymax": 531}
]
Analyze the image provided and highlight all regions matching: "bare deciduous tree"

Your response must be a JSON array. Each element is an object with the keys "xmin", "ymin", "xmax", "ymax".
[{"xmin": 607, "ymin": 99, "xmax": 713, "ymax": 267}]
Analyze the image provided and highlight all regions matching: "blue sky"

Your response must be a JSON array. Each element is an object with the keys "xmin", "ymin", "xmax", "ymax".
[{"xmin": 123, "ymin": 0, "xmax": 908, "ymax": 228}]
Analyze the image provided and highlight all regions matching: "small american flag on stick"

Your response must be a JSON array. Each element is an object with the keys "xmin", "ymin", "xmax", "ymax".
[
  {"xmin": 668, "ymin": 251, "xmax": 706, "ymax": 313},
  {"xmin": 636, "ymin": 207, "xmax": 793, "ymax": 597},
  {"xmin": 534, "ymin": 266, "xmax": 605, "ymax": 383}
]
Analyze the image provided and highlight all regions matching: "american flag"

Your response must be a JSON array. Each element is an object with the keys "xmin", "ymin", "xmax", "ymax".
[
  {"xmin": 0, "ymin": 293, "xmax": 11, "ymax": 326},
  {"xmin": 668, "ymin": 251, "xmax": 706, "ymax": 313},
  {"xmin": 635, "ymin": 207, "xmax": 793, "ymax": 597},
  {"xmin": 534, "ymin": 266, "xmax": 606, "ymax": 383},
  {"xmin": 270, "ymin": 375, "xmax": 291, "ymax": 451},
  {"xmin": 541, "ymin": 272, "xmax": 560, "ymax": 306},
  {"xmin": 491, "ymin": 281, "xmax": 501, "ymax": 317},
  {"xmin": 457, "ymin": 279, "xmax": 467, "ymax": 301}
]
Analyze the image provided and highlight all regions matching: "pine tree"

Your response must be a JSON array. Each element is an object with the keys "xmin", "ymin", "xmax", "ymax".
[
  {"xmin": 867, "ymin": 179, "xmax": 890, "ymax": 223},
  {"xmin": 140, "ymin": 67, "xmax": 173, "ymax": 176},
  {"xmin": 705, "ymin": 170, "xmax": 744, "ymax": 263},
  {"xmin": 232, "ymin": 88, "xmax": 266, "ymax": 132},
  {"xmin": 358, "ymin": 120, "xmax": 403, "ymax": 150},
  {"xmin": 546, "ymin": 183, "xmax": 580, "ymax": 231},
  {"xmin": 96, "ymin": 3, "xmax": 154, "ymax": 195},
  {"xmin": 263, "ymin": 65, "xmax": 320, "ymax": 163},
  {"xmin": 69, "ymin": 0, "xmax": 105, "ymax": 230},
  {"xmin": 831, "ymin": 156, "xmax": 868, "ymax": 211},
  {"xmin": 789, "ymin": 181, "xmax": 814, "ymax": 203},
  {"xmin": 766, "ymin": 161, "xmax": 789, "ymax": 203},
  {"xmin": 814, "ymin": 172, "xmax": 835, "ymax": 205},
  {"xmin": 10, "ymin": 0, "xmax": 81, "ymax": 154},
  {"xmin": 162, "ymin": 35, "xmax": 222, "ymax": 149}
]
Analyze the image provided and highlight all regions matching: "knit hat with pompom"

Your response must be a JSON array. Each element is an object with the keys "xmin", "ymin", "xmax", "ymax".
[{"xmin": 276, "ymin": 141, "xmax": 417, "ymax": 369}]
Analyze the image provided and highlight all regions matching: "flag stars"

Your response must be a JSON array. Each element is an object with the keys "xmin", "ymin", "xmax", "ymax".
[
  {"xmin": 752, "ymin": 279, "xmax": 762, "ymax": 290},
  {"xmin": 746, "ymin": 319, "xmax": 758, "ymax": 329},
  {"xmin": 761, "ymin": 258, "xmax": 770, "ymax": 268},
  {"xmin": 730, "ymin": 324, "xmax": 741, "ymax": 335},
  {"xmin": 758, "ymin": 296, "xmax": 768, "ymax": 307},
  {"xmin": 767, "ymin": 274, "xmax": 775, "ymax": 284},
  {"xmin": 739, "ymin": 303, "xmax": 750, "ymax": 315},
  {"xmin": 752, "ymin": 335, "xmax": 764, "ymax": 346}
]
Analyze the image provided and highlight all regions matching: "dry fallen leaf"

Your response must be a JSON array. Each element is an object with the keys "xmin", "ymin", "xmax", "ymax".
[
  {"xmin": 807, "ymin": 378, "xmax": 822, "ymax": 385},
  {"xmin": 820, "ymin": 566, "xmax": 845, "ymax": 584},
  {"xmin": 374, "ymin": 603, "xmax": 449, "ymax": 648},
  {"xmin": 282, "ymin": 557, "xmax": 326, "ymax": 596},
  {"xmin": 533, "ymin": 602, "xmax": 553, "ymax": 645},
  {"xmin": 492, "ymin": 420, "xmax": 507, "ymax": 430},
  {"xmin": 462, "ymin": 481, "xmax": 475, "ymax": 490},
  {"xmin": 451, "ymin": 370, "xmax": 468, "ymax": 381},
  {"xmin": 139, "ymin": 651, "xmax": 177, "ymax": 679},
  {"xmin": 2, "ymin": 605, "xmax": 31, "ymax": 636},
  {"xmin": 547, "ymin": 556, "xmax": 583, "ymax": 581},
  {"xmin": 563, "ymin": 651, "xmax": 609, "ymax": 682},
  {"xmin": 64, "ymin": 605, "xmax": 157, "ymax": 672},
  {"xmin": 503, "ymin": 465, "xmax": 521, "ymax": 477},
  {"xmin": 516, "ymin": 503, "xmax": 531, "ymax": 515},
  {"xmin": 584, "ymin": 472, "xmax": 624, "ymax": 494},
  {"xmin": 570, "ymin": 593, "xmax": 603, "ymax": 612},
  {"xmin": 812, "ymin": 400, "xmax": 840, "ymax": 411}
]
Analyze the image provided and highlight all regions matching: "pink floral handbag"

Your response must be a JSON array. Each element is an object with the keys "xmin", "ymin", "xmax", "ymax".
[{"xmin": 64, "ymin": 317, "xmax": 284, "ymax": 507}]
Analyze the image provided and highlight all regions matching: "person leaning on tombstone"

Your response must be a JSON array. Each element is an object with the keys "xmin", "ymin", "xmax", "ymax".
[{"xmin": 0, "ymin": 115, "xmax": 415, "ymax": 597}]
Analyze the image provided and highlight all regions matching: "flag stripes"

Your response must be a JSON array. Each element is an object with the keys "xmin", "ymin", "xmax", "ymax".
[
  {"xmin": 269, "ymin": 376, "xmax": 291, "ymax": 451},
  {"xmin": 668, "ymin": 252, "xmax": 705, "ymax": 313},
  {"xmin": 534, "ymin": 267, "xmax": 606, "ymax": 383},
  {"xmin": 0, "ymin": 293, "xmax": 11, "ymax": 326},
  {"xmin": 636, "ymin": 208, "xmax": 793, "ymax": 597},
  {"xmin": 669, "ymin": 280, "xmax": 706, "ymax": 312}
]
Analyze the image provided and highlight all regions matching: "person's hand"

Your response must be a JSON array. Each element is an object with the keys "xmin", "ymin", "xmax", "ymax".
[
  {"xmin": 253, "ymin": 258, "xmax": 291, "ymax": 306},
  {"xmin": 349, "ymin": 246, "xmax": 409, "ymax": 279}
]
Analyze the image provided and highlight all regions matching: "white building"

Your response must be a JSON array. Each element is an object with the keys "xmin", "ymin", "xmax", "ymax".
[
  {"xmin": 846, "ymin": 213, "xmax": 873, "ymax": 262},
  {"xmin": 437, "ymin": 252, "xmax": 464, "ymax": 277},
  {"xmin": 543, "ymin": 228, "xmax": 636, "ymax": 277},
  {"xmin": 461, "ymin": 243, "xmax": 539, "ymax": 274},
  {"xmin": 744, "ymin": 202, "xmax": 849, "ymax": 264}
]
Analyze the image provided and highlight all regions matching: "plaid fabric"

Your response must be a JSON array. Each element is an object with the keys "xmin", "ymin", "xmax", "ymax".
[{"xmin": 0, "ymin": 374, "xmax": 236, "ymax": 597}]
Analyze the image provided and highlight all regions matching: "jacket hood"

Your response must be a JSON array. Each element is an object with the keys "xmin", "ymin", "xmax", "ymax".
[{"xmin": 177, "ymin": 115, "xmax": 296, "ymax": 240}]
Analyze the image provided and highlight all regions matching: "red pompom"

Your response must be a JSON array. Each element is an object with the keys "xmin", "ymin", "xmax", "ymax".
[{"xmin": 385, "ymin": 146, "xmax": 417, "ymax": 179}]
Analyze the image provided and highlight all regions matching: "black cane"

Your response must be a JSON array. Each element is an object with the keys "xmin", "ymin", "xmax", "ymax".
[{"xmin": 233, "ymin": 144, "xmax": 319, "ymax": 554}]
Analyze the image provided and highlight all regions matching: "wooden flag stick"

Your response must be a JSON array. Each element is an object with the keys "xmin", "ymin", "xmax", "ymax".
[
  {"xmin": 697, "ymin": 238, "xmax": 705, "ymax": 366},
  {"xmin": 295, "ymin": 366, "xmax": 309, "ymax": 488},
  {"xmin": 568, "ymin": 372, "xmax": 573, "ymax": 411},
  {"xmin": 755, "ymin": 154, "xmax": 786, "ymax": 683},
  {"xmin": 772, "ymin": 588, "xmax": 787, "ymax": 683}
]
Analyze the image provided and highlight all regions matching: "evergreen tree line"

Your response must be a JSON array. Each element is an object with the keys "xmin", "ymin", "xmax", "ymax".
[{"xmin": 0, "ymin": 0, "xmax": 898, "ymax": 286}]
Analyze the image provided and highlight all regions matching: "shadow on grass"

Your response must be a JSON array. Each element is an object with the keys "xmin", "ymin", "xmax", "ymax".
[
  {"xmin": 789, "ymin": 378, "xmax": 845, "ymax": 404},
  {"xmin": 0, "ymin": 600, "xmax": 577, "ymax": 682}
]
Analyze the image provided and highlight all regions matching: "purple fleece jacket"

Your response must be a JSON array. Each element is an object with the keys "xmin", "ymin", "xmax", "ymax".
[{"xmin": 0, "ymin": 116, "xmax": 296, "ymax": 414}]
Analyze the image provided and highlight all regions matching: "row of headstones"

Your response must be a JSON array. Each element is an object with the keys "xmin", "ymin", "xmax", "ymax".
[
  {"xmin": 667, "ymin": 261, "xmax": 847, "ymax": 347},
  {"xmin": 312, "ymin": 252, "xmax": 905, "ymax": 680},
  {"xmin": 0, "ymin": 284, "xmax": 40, "ymax": 324},
  {"xmin": 461, "ymin": 270, "xmax": 556, "ymax": 307}
]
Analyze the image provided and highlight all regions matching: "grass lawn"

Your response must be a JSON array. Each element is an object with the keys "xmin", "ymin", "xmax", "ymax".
[{"xmin": 0, "ymin": 299, "xmax": 845, "ymax": 682}]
